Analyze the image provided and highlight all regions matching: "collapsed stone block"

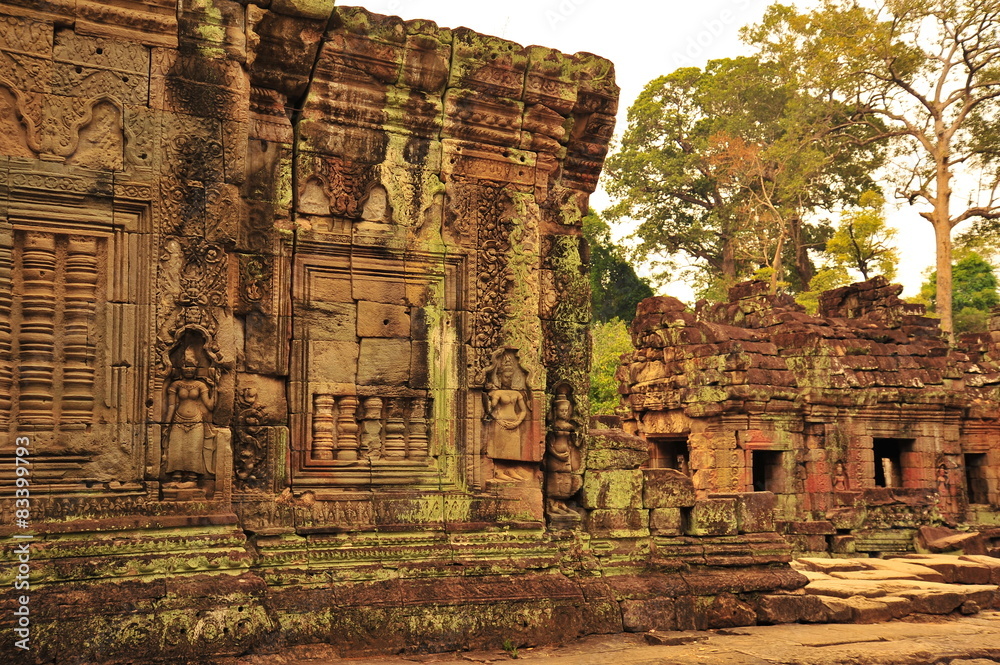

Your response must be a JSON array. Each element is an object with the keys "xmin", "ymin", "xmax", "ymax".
[
  {"xmin": 756, "ymin": 593, "xmax": 831, "ymax": 624},
  {"xmin": 620, "ymin": 598, "xmax": 676, "ymax": 632},
  {"xmin": 713, "ymin": 491, "xmax": 775, "ymax": 533},
  {"xmin": 642, "ymin": 468, "xmax": 696, "ymax": 508},
  {"xmin": 581, "ymin": 470, "xmax": 645, "ymax": 509},
  {"xmin": 703, "ymin": 592, "xmax": 758, "ymax": 628},
  {"xmin": 686, "ymin": 498, "xmax": 738, "ymax": 537},
  {"xmin": 649, "ymin": 508, "xmax": 684, "ymax": 535}
]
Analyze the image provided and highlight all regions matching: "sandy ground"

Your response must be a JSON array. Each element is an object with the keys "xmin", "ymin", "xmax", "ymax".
[{"xmin": 229, "ymin": 610, "xmax": 1000, "ymax": 665}]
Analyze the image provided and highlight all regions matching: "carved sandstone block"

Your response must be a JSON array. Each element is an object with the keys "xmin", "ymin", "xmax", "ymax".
[
  {"xmin": 643, "ymin": 469, "xmax": 696, "ymax": 509},
  {"xmin": 357, "ymin": 338, "xmax": 410, "ymax": 385},
  {"xmin": 580, "ymin": 469, "xmax": 644, "ymax": 510},
  {"xmin": 686, "ymin": 498, "xmax": 738, "ymax": 537},
  {"xmin": 306, "ymin": 341, "xmax": 359, "ymax": 384},
  {"xmin": 357, "ymin": 301, "xmax": 410, "ymax": 338}
]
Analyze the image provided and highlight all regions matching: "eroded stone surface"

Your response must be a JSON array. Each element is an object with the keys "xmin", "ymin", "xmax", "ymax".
[
  {"xmin": 619, "ymin": 278, "xmax": 1000, "ymax": 556},
  {"xmin": 0, "ymin": 4, "xmax": 823, "ymax": 663}
]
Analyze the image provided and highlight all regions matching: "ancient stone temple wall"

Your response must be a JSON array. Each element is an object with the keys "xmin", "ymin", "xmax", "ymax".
[
  {"xmin": 0, "ymin": 0, "xmax": 612, "ymax": 512},
  {"xmin": 0, "ymin": 4, "xmax": 816, "ymax": 662},
  {"xmin": 619, "ymin": 279, "xmax": 1000, "ymax": 556}
]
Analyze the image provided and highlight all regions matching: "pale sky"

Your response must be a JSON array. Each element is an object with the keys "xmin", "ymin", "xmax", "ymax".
[{"xmin": 349, "ymin": 0, "xmax": 939, "ymax": 301}]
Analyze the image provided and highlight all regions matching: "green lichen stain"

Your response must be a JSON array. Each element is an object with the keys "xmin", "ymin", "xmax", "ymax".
[
  {"xmin": 500, "ymin": 191, "xmax": 545, "ymax": 387},
  {"xmin": 547, "ymin": 234, "xmax": 590, "ymax": 324},
  {"xmin": 277, "ymin": 0, "xmax": 335, "ymax": 20},
  {"xmin": 336, "ymin": 6, "xmax": 406, "ymax": 42},
  {"xmin": 378, "ymin": 132, "xmax": 446, "ymax": 237}
]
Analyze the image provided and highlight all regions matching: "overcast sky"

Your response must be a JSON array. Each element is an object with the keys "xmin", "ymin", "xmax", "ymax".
[{"xmin": 349, "ymin": 0, "xmax": 938, "ymax": 301}]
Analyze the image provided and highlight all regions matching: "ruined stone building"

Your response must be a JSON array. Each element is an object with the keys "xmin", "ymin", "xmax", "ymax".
[
  {"xmin": 619, "ymin": 279, "xmax": 1000, "ymax": 556},
  {"xmin": 0, "ymin": 2, "xmax": 828, "ymax": 662}
]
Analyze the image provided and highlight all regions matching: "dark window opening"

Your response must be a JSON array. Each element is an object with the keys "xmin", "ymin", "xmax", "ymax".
[
  {"xmin": 752, "ymin": 450, "xmax": 783, "ymax": 492},
  {"xmin": 966, "ymin": 453, "xmax": 989, "ymax": 504},
  {"xmin": 873, "ymin": 438, "xmax": 913, "ymax": 488},
  {"xmin": 648, "ymin": 436, "xmax": 689, "ymax": 474}
]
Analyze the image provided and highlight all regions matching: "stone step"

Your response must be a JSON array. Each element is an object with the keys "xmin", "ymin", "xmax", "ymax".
[{"xmin": 891, "ymin": 553, "xmax": 993, "ymax": 584}]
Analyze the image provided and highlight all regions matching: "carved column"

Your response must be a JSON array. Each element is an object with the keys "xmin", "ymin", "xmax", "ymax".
[
  {"xmin": 60, "ymin": 236, "xmax": 99, "ymax": 427},
  {"xmin": 18, "ymin": 232, "xmax": 57, "ymax": 428},
  {"xmin": 0, "ymin": 227, "xmax": 12, "ymax": 428},
  {"xmin": 361, "ymin": 397, "xmax": 383, "ymax": 460},
  {"xmin": 335, "ymin": 395, "xmax": 360, "ymax": 461},
  {"xmin": 311, "ymin": 393, "xmax": 335, "ymax": 460},
  {"xmin": 407, "ymin": 397, "xmax": 430, "ymax": 461},
  {"xmin": 383, "ymin": 398, "xmax": 406, "ymax": 459}
]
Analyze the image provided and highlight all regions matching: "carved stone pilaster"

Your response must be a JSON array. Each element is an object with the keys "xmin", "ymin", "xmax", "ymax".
[
  {"xmin": 408, "ymin": 397, "xmax": 430, "ymax": 461},
  {"xmin": 311, "ymin": 394, "xmax": 335, "ymax": 460},
  {"xmin": 17, "ymin": 232, "xmax": 57, "ymax": 428},
  {"xmin": 361, "ymin": 397, "xmax": 383, "ymax": 460},
  {"xmin": 383, "ymin": 398, "xmax": 407, "ymax": 459},
  {"xmin": 60, "ymin": 236, "xmax": 99, "ymax": 427},
  {"xmin": 335, "ymin": 395, "xmax": 360, "ymax": 461},
  {"xmin": 0, "ymin": 227, "xmax": 11, "ymax": 428}
]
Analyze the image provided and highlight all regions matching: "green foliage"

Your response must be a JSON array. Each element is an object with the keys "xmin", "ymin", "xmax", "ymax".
[
  {"xmin": 746, "ymin": 0, "xmax": 1000, "ymax": 336},
  {"xmin": 956, "ymin": 221, "xmax": 1000, "ymax": 265},
  {"xmin": 590, "ymin": 318, "xmax": 633, "ymax": 415},
  {"xmin": 917, "ymin": 252, "xmax": 999, "ymax": 333},
  {"xmin": 502, "ymin": 639, "xmax": 519, "ymax": 659},
  {"xmin": 604, "ymin": 54, "xmax": 882, "ymax": 297},
  {"xmin": 823, "ymin": 191, "xmax": 898, "ymax": 281},
  {"xmin": 583, "ymin": 212, "xmax": 654, "ymax": 322},
  {"xmin": 794, "ymin": 266, "xmax": 850, "ymax": 314}
]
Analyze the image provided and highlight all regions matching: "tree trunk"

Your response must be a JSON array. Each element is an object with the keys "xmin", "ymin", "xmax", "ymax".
[
  {"xmin": 933, "ymin": 157, "xmax": 954, "ymax": 342},
  {"xmin": 722, "ymin": 239, "xmax": 736, "ymax": 282},
  {"xmin": 769, "ymin": 232, "xmax": 785, "ymax": 294},
  {"xmin": 933, "ymin": 218, "xmax": 953, "ymax": 342},
  {"xmin": 789, "ymin": 216, "xmax": 814, "ymax": 289}
]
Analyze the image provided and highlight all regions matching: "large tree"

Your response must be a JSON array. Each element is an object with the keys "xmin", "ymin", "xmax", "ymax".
[
  {"xmin": 746, "ymin": 0, "xmax": 1000, "ymax": 338},
  {"xmin": 824, "ymin": 191, "xmax": 899, "ymax": 281},
  {"xmin": 917, "ymin": 252, "xmax": 999, "ymax": 333},
  {"xmin": 604, "ymin": 56, "xmax": 881, "ymax": 297}
]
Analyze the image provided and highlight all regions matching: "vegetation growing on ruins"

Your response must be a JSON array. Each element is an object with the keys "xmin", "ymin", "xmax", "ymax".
[
  {"xmin": 824, "ymin": 191, "xmax": 899, "ymax": 283},
  {"xmin": 583, "ymin": 212, "xmax": 654, "ymax": 323},
  {"xmin": 745, "ymin": 0, "xmax": 1000, "ymax": 338},
  {"xmin": 589, "ymin": 319, "xmax": 633, "ymax": 415},
  {"xmin": 604, "ymin": 55, "xmax": 883, "ymax": 301},
  {"xmin": 603, "ymin": 0, "xmax": 1000, "ymax": 340},
  {"xmin": 917, "ymin": 252, "xmax": 1000, "ymax": 333}
]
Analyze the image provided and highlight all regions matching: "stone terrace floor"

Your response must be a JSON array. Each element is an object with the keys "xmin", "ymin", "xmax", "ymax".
[
  {"xmin": 224, "ymin": 554, "xmax": 1000, "ymax": 665},
  {"xmin": 227, "ymin": 612, "xmax": 1000, "ymax": 665}
]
